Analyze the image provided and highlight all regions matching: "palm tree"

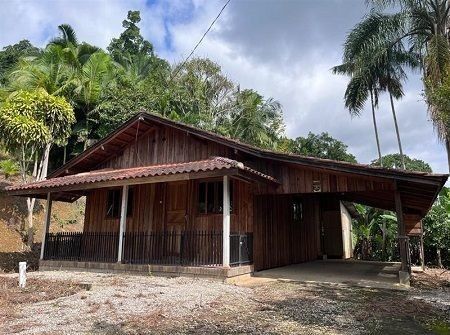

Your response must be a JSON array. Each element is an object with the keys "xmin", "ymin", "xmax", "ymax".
[
  {"xmin": 353, "ymin": 1, "xmax": 450, "ymax": 171},
  {"xmin": 48, "ymin": 24, "xmax": 114, "ymax": 150},
  {"xmin": 378, "ymin": 46, "xmax": 420, "ymax": 169},
  {"xmin": 50, "ymin": 24, "xmax": 78, "ymax": 47},
  {"xmin": 332, "ymin": 58, "xmax": 384, "ymax": 166},
  {"xmin": 70, "ymin": 51, "xmax": 113, "ymax": 149},
  {"xmin": 231, "ymin": 89, "xmax": 284, "ymax": 149},
  {"xmin": 7, "ymin": 44, "xmax": 72, "ymax": 96},
  {"xmin": 334, "ymin": 10, "xmax": 424, "ymax": 169}
]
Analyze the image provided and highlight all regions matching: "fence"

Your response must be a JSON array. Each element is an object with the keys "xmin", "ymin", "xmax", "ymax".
[
  {"xmin": 230, "ymin": 233, "xmax": 253, "ymax": 266},
  {"xmin": 44, "ymin": 232, "xmax": 119, "ymax": 263},
  {"xmin": 44, "ymin": 231, "xmax": 252, "ymax": 267}
]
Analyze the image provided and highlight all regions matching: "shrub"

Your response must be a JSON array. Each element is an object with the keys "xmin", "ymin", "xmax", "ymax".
[{"xmin": 0, "ymin": 159, "xmax": 20, "ymax": 179}]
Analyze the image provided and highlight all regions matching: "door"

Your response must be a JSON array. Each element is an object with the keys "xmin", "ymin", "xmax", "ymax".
[
  {"xmin": 166, "ymin": 181, "xmax": 189, "ymax": 232},
  {"xmin": 165, "ymin": 182, "xmax": 189, "ymax": 258},
  {"xmin": 322, "ymin": 210, "xmax": 344, "ymax": 258}
]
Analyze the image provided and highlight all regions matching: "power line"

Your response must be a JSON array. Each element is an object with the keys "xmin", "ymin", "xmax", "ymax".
[{"xmin": 170, "ymin": 0, "xmax": 231, "ymax": 81}]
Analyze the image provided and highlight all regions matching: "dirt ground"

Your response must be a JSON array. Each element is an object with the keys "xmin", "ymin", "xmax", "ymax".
[{"xmin": 0, "ymin": 271, "xmax": 449, "ymax": 335}]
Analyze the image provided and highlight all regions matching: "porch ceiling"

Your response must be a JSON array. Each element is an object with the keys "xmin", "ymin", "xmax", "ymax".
[{"xmin": 5, "ymin": 157, "xmax": 278, "ymax": 202}]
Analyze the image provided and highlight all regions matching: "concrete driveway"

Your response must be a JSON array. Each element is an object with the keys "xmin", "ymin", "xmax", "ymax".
[{"xmin": 253, "ymin": 260, "xmax": 403, "ymax": 289}]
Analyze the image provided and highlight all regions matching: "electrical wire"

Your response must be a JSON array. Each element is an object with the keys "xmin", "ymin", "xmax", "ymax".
[{"xmin": 169, "ymin": 0, "xmax": 232, "ymax": 81}]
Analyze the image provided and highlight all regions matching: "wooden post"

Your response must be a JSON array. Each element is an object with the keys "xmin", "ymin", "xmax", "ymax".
[
  {"xmin": 223, "ymin": 175, "xmax": 230, "ymax": 267},
  {"xmin": 420, "ymin": 222, "xmax": 425, "ymax": 271},
  {"xmin": 19, "ymin": 262, "xmax": 26, "ymax": 288},
  {"xmin": 117, "ymin": 185, "xmax": 129, "ymax": 263},
  {"xmin": 40, "ymin": 193, "xmax": 52, "ymax": 260},
  {"xmin": 395, "ymin": 189, "xmax": 410, "ymax": 284}
]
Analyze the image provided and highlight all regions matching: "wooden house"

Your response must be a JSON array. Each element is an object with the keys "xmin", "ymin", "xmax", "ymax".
[{"xmin": 6, "ymin": 112, "xmax": 447, "ymax": 281}]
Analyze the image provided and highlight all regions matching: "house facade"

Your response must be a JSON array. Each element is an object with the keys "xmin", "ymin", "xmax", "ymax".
[{"xmin": 6, "ymin": 113, "xmax": 447, "ymax": 281}]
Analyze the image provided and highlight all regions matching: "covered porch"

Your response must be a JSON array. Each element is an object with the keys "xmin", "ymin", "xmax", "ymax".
[{"xmin": 7, "ymin": 157, "xmax": 277, "ymax": 276}]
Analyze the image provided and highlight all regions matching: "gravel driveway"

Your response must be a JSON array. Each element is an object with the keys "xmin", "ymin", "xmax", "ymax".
[{"xmin": 1, "ymin": 271, "xmax": 449, "ymax": 334}]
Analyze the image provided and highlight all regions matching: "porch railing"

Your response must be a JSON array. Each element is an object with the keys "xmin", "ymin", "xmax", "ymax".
[
  {"xmin": 230, "ymin": 233, "xmax": 253, "ymax": 266},
  {"xmin": 43, "ymin": 231, "xmax": 253, "ymax": 267},
  {"xmin": 44, "ymin": 232, "xmax": 119, "ymax": 263}
]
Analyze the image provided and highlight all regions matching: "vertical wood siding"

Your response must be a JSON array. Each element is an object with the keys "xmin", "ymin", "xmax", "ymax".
[
  {"xmin": 100, "ymin": 125, "xmax": 231, "ymax": 169},
  {"xmin": 83, "ymin": 179, "xmax": 253, "ymax": 234},
  {"xmin": 253, "ymin": 195, "xmax": 342, "ymax": 271}
]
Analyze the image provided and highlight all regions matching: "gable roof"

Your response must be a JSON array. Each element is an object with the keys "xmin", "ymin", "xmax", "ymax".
[{"xmin": 49, "ymin": 112, "xmax": 447, "ymax": 187}]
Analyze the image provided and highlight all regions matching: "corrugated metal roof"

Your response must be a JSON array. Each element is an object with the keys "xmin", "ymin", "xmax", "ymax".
[{"xmin": 5, "ymin": 157, "xmax": 277, "ymax": 193}]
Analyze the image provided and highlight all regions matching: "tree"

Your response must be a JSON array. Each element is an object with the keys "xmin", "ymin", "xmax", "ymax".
[
  {"xmin": 0, "ymin": 40, "xmax": 41, "ymax": 85},
  {"xmin": 354, "ymin": 1, "xmax": 450, "ymax": 171},
  {"xmin": 70, "ymin": 51, "xmax": 113, "ymax": 149},
  {"xmin": 107, "ymin": 10, "xmax": 153, "ymax": 62},
  {"xmin": 332, "ymin": 56, "xmax": 384, "ymax": 166},
  {"xmin": 170, "ymin": 58, "xmax": 235, "ymax": 130},
  {"xmin": 230, "ymin": 89, "xmax": 284, "ymax": 149},
  {"xmin": 352, "ymin": 204, "xmax": 398, "ymax": 261},
  {"xmin": 371, "ymin": 153, "xmax": 432, "ymax": 172},
  {"xmin": 280, "ymin": 132, "xmax": 357, "ymax": 163},
  {"xmin": 8, "ymin": 44, "xmax": 72, "ymax": 96},
  {"xmin": 337, "ymin": 11, "xmax": 421, "ymax": 170},
  {"xmin": 0, "ymin": 90, "xmax": 75, "ymax": 245},
  {"xmin": 423, "ymin": 187, "xmax": 450, "ymax": 267},
  {"xmin": 49, "ymin": 24, "xmax": 78, "ymax": 48}
]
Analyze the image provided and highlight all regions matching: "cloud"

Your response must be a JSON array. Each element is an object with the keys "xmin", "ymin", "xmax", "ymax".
[
  {"xmin": 0, "ymin": 0, "xmax": 447, "ymax": 173},
  {"xmin": 160, "ymin": 0, "xmax": 447, "ymax": 173}
]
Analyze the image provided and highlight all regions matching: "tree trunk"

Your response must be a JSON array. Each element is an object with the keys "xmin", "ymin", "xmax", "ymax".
[
  {"xmin": 381, "ymin": 221, "xmax": 386, "ymax": 261},
  {"xmin": 389, "ymin": 92, "xmax": 406, "ymax": 169},
  {"xmin": 40, "ymin": 143, "xmax": 51, "ymax": 179},
  {"xmin": 445, "ymin": 137, "xmax": 450, "ymax": 174},
  {"xmin": 26, "ymin": 143, "xmax": 51, "ymax": 247},
  {"xmin": 26, "ymin": 197, "xmax": 36, "ymax": 247},
  {"xmin": 437, "ymin": 248, "xmax": 443, "ymax": 268},
  {"xmin": 370, "ymin": 90, "xmax": 383, "ymax": 166}
]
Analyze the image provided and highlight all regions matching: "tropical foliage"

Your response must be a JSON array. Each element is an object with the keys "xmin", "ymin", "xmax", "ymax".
[
  {"xmin": 279, "ymin": 132, "xmax": 357, "ymax": 162},
  {"xmin": 336, "ymin": 0, "xmax": 450, "ymax": 172},
  {"xmin": 423, "ymin": 187, "xmax": 450, "ymax": 268},
  {"xmin": 371, "ymin": 153, "xmax": 432, "ymax": 172},
  {"xmin": 0, "ymin": 89, "xmax": 74, "ymax": 244}
]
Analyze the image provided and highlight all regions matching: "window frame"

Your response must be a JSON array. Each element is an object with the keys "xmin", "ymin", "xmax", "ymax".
[
  {"xmin": 292, "ymin": 197, "xmax": 303, "ymax": 224},
  {"xmin": 105, "ymin": 187, "xmax": 134, "ymax": 219},
  {"xmin": 197, "ymin": 179, "xmax": 233, "ymax": 215}
]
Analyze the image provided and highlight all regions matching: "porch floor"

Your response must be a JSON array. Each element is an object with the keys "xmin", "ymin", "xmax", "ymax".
[{"xmin": 253, "ymin": 260, "xmax": 403, "ymax": 289}]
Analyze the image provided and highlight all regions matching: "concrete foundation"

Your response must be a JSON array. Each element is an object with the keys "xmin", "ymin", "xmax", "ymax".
[
  {"xmin": 398, "ymin": 270, "xmax": 411, "ymax": 286},
  {"xmin": 39, "ymin": 260, "xmax": 253, "ymax": 280},
  {"xmin": 254, "ymin": 260, "xmax": 406, "ymax": 289}
]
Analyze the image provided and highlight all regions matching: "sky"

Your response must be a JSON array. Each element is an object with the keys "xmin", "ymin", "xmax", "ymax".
[{"xmin": 0, "ymin": 0, "xmax": 447, "ymax": 173}]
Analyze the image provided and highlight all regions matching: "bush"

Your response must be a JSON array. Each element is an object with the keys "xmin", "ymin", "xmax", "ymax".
[{"xmin": 0, "ymin": 159, "xmax": 19, "ymax": 179}]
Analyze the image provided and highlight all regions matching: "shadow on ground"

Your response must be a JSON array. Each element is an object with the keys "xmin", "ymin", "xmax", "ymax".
[
  {"xmin": 0, "ymin": 247, "xmax": 39, "ymax": 272},
  {"xmin": 116, "ymin": 281, "xmax": 449, "ymax": 335}
]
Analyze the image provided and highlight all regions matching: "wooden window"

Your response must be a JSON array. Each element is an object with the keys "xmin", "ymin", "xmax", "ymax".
[
  {"xmin": 292, "ymin": 197, "xmax": 303, "ymax": 223},
  {"xmin": 105, "ymin": 188, "xmax": 134, "ymax": 218},
  {"xmin": 198, "ymin": 181, "xmax": 233, "ymax": 214}
]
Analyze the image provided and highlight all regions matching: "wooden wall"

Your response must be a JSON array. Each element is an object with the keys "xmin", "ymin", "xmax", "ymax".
[
  {"xmin": 252, "ymin": 163, "xmax": 395, "ymax": 195},
  {"xmin": 83, "ymin": 178, "xmax": 253, "ymax": 234},
  {"xmin": 253, "ymin": 194, "xmax": 322, "ymax": 271},
  {"xmin": 96, "ymin": 124, "xmax": 394, "ymax": 200},
  {"xmin": 100, "ymin": 125, "xmax": 231, "ymax": 169},
  {"xmin": 321, "ymin": 197, "xmax": 343, "ymax": 258}
]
